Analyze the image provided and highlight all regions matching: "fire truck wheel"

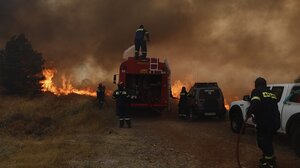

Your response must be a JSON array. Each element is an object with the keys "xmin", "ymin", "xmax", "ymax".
[{"xmin": 292, "ymin": 128, "xmax": 300, "ymax": 157}]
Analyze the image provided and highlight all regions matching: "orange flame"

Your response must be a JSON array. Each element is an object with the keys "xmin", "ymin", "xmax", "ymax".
[
  {"xmin": 40, "ymin": 68, "xmax": 96, "ymax": 97},
  {"xmin": 105, "ymin": 90, "xmax": 113, "ymax": 96},
  {"xmin": 224, "ymin": 99, "xmax": 230, "ymax": 111},
  {"xmin": 171, "ymin": 80, "xmax": 192, "ymax": 98},
  {"xmin": 171, "ymin": 80, "xmax": 239, "ymax": 111},
  {"xmin": 224, "ymin": 96, "xmax": 240, "ymax": 111}
]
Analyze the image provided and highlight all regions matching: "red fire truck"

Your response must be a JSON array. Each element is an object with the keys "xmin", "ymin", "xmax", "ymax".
[{"xmin": 113, "ymin": 57, "xmax": 171, "ymax": 111}]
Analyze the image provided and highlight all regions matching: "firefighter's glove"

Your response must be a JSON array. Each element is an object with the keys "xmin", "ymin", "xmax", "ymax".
[{"xmin": 246, "ymin": 114, "xmax": 256, "ymax": 123}]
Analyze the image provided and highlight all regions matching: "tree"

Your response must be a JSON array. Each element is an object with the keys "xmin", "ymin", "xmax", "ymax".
[
  {"xmin": 0, "ymin": 34, "xmax": 44, "ymax": 95},
  {"xmin": 295, "ymin": 76, "xmax": 300, "ymax": 83}
]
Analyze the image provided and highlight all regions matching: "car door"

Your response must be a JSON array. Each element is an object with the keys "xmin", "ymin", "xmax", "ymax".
[
  {"xmin": 281, "ymin": 86, "xmax": 300, "ymax": 133},
  {"xmin": 271, "ymin": 86, "xmax": 285, "ymax": 112}
]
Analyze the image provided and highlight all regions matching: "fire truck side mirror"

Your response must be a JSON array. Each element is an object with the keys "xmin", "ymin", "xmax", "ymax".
[
  {"xmin": 113, "ymin": 74, "xmax": 118, "ymax": 84},
  {"xmin": 113, "ymin": 75, "xmax": 116, "ymax": 84}
]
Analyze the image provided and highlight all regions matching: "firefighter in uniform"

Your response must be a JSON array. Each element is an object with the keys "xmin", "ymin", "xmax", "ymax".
[
  {"xmin": 113, "ymin": 82, "xmax": 132, "ymax": 128},
  {"xmin": 247, "ymin": 77, "xmax": 280, "ymax": 168},
  {"xmin": 96, "ymin": 83, "xmax": 105, "ymax": 108},
  {"xmin": 178, "ymin": 86, "xmax": 188, "ymax": 118},
  {"xmin": 134, "ymin": 25, "xmax": 150, "ymax": 59}
]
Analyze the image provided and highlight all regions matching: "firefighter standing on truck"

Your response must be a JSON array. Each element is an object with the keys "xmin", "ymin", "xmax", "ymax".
[
  {"xmin": 134, "ymin": 25, "xmax": 150, "ymax": 59},
  {"xmin": 247, "ymin": 77, "xmax": 280, "ymax": 168},
  {"xmin": 113, "ymin": 82, "xmax": 132, "ymax": 128},
  {"xmin": 178, "ymin": 86, "xmax": 188, "ymax": 118}
]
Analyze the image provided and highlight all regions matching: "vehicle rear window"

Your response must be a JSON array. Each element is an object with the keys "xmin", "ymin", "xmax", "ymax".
[
  {"xmin": 289, "ymin": 92, "xmax": 300, "ymax": 103},
  {"xmin": 188, "ymin": 87, "xmax": 196, "ymax": 97},
  {"xmin": 289, "ymin": 86, "xmax": 300, "ymax": 103},
  {"xmin": 291, "ymin": 86, "xmax": 300, "ymax": 93},
  {"xmin": 199, "ymin": 89, "xmax": 220, "ymax": 98},
  {"xmin": 271, "ymin": 86, "xmax": 284, "ymax": 102}
]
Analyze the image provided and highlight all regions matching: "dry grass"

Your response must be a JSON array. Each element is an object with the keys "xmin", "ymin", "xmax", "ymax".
[
  {"xmin": 0, "ymin": 94, "xmax": 199, "ymax": 168},
  {"xmin": 0, "ymin": 93, "xmax": 117, "ymax": 168}
]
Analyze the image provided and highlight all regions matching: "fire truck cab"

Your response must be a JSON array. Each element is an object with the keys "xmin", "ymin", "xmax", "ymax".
[{"xmin": 113, "ymin": 57, "xmax": 171, "ymax": 111}]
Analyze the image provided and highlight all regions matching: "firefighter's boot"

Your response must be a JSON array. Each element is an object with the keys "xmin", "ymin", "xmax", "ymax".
[
  {"xmin": 119, "ymin": 119, "xmax": 124, "ymax": 128},
  {"xmin": 141, "ymin": 54, "xmax": 147, "ymax": 60},
  {"xmin": 134, "ymin": 51, "xmax": 139, "ymax": 59},
  {"xmin": 259, "ymin": 156, "xmax": 276, "ymax": 168},
  {"xmin": 125, "ymin": 119, "xmax": 131, "ymax": 128}
]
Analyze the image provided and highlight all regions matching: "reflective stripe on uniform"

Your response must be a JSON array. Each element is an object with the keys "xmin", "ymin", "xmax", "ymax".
[
  {"xmin": 136, "ymin": 29, "xmax": 144, "ymax": 32},
  {"xmin": 125, "ymin": 118, "xmax": 131, "ymax": 120},
  {"xmin": 122, "ymin": 91, "xmax": 127, "ymax": 95},
  {"xmin": 264, "ymin": 155, "xmax": 274, "ymax": 159},
  {"xmin": 251, "ymin": 96, "xmax": 261, "ymax": 101},
  {"xmin": 260, "ymin": 162, "xmax": 267, "ymax": 166},
  {"xmin": 115, "ymin": 91, "xmax": 120, "ymax": 95},
  {"xmin": 262, "ymin": 92, "xmax": 277, "ymax": 99},
  {"xmin": 119, "ymin": 118, "xmax": 124, "ymax": 121}
]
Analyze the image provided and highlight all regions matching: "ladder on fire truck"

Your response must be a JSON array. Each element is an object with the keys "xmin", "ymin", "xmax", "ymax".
[{"xmin": 149, "ymin": 57, "xmax": 161, "ymax": 74}]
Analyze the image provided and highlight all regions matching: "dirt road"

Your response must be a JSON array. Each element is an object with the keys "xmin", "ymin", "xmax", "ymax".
[{"xmin": 128, "ymin": 108, "xmax": 300, "ymax": 168}]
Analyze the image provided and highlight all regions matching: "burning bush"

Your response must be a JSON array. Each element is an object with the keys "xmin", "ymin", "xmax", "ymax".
[
  {"xmin": 0, "ymin": 34, "xmax": 44, "ymax": 95},
  {"xmin": 40, "ymin": 68, "xmax": 97, "ymax": 97}
]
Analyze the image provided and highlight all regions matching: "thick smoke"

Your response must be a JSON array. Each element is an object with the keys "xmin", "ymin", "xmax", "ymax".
[{"xmin": 0, "ymin": 0, "xmax": 299, "ymax": 98}]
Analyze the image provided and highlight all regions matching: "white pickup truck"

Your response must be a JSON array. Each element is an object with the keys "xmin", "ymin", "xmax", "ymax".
[{"xmin": 229, "ymin": 83, "xmax": 300, "ymax": 157}]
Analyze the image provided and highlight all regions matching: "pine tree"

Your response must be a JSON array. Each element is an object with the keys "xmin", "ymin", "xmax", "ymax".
[{"xmin": 0, "ymin": 34, "xmax": 45, "ymax": 95}]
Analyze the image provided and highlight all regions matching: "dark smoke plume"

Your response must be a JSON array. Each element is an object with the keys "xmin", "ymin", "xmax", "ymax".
[{"xmin": 1, "ymin": 0, "xmax": 299, "ymax": 98}]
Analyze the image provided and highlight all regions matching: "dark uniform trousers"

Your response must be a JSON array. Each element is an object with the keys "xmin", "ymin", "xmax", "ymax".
[
  {"xmin": 117, "ymin": 105, "xmax": 131, "ymax": 127},
  {"xmin": 257, "ymin": 125, "xmax": 276, "ymax": 157},
  {"xmin": 135, "ymin": 39, "xmax": 147, "ymax": 59}
]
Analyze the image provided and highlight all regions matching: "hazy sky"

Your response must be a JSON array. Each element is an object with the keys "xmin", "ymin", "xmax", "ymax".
[{"xmin": 0, "ymin": 0, "xmax": 299, "ymax": 98}]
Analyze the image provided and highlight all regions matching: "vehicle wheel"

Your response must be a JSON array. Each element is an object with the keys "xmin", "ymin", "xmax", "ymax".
[
  {"xmin": 230, "ymin": 112, "xmax": 243, "ymax": 134},
  {"xmin": 292, "ymin": 128, "xmax": 300, "ymax": 157},
  {"xmin": 289, "ymin": 120, "xmax": 300, "ymax": 138}
]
